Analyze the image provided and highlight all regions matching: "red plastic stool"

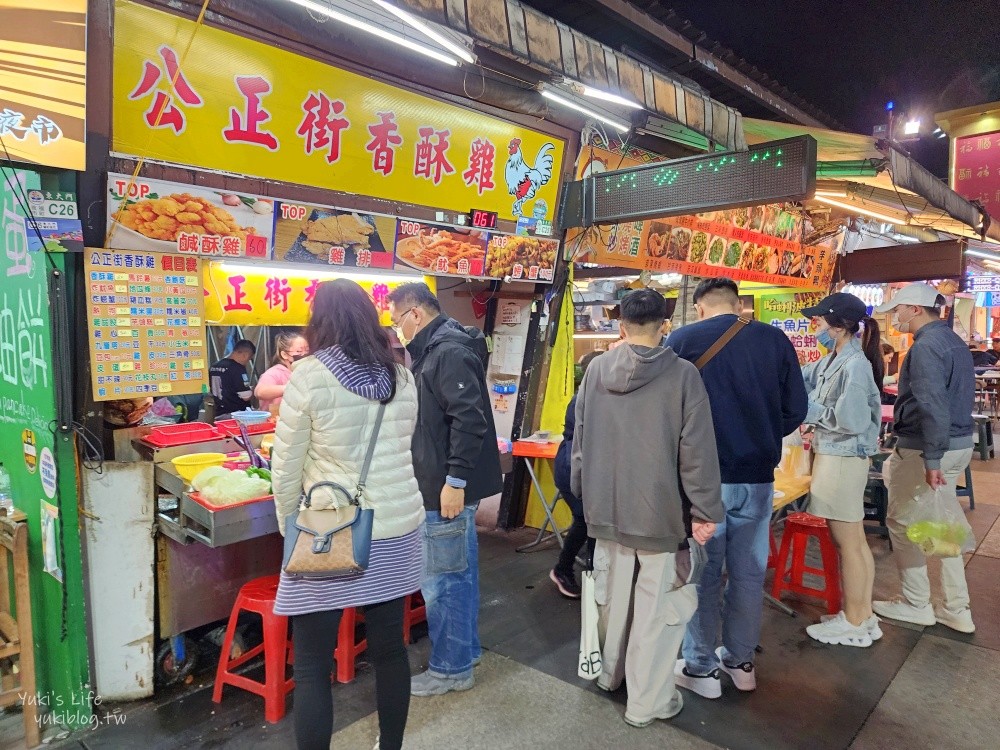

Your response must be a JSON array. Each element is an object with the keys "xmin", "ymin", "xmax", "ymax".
[
  {"xmin": 335, "ymin": 607, "xmax": 368, "ymax": 684},
  {"xmin": 767, "ymin": 528, "xmax": 779, "ymax": 570},
  {"xmin": 402, "ymin": 592, "xmax": 427, "ymax": 644},
  {"xmin": 212, "ymin": 575, "xmax": 294, "ymax": 723},
  {"xmin": 770, "ymin": 513, "xmax": 841, "ymax": 614}
]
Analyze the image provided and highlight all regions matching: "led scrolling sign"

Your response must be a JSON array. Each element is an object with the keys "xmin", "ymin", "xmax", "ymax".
[{"xmin": 561, "ymin": 135, "xmax": 818, "ymax": 228}]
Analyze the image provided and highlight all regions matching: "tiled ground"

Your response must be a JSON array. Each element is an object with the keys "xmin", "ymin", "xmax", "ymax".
[{"xmin": 12, "ymin": 457, "xmax": 1000, "ymax": 750}]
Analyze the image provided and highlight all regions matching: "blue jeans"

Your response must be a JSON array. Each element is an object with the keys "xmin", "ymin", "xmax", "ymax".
[
  {"xmin": 422, "ymin": 504, "xmax": 481, "ymax": 678},
  {"xmin": 682, "ymin": 483, "xmax": 772, "ymax": 673}
]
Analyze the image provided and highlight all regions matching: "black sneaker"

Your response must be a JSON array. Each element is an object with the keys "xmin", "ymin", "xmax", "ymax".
[{"xmin": 550, "ymin": 568, "xmax": 582, "ymax": 598}]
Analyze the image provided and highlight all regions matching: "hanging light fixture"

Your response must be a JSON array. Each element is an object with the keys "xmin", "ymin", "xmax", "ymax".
[{"xmin": 538, "ymin": 83, "xmax": 632, "ymax": 133}]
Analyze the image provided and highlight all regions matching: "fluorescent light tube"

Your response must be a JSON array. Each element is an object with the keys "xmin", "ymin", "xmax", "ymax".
[
  {"xmin": 283, "ymin": 0, "xmax": 459, "ymax": 66},
  {"xmin": 370, "ymin": 0, "xmax": 475, "ymax": 63},
  {"xmin": 540, "ymin": 89, "xmax": 631, "ymax": 133},
  {"xmin": 813, "ymin": 195, "xmax": 906, "ymax": 225}
]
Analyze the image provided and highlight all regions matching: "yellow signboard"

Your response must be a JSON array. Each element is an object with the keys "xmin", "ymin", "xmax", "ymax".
[
  {"xmin": 203, "ymin": 262, "xmax": 435, "ymax": 327},
  {"xmin": 0, "ymin": 1, "xmax": 86, "ymax": 170},
  {"xmin": 113, "ymin": 0, "xmax": 565, "ymax": 224}
]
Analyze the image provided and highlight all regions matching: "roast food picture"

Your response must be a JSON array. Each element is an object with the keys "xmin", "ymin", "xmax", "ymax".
[
  {"xmin": 396, "ymin": 226, "xmax": 489, "ymax": 274},
  {"xmin": 689, "ymin": 231, "xmax": 709, "ymax": 264},
  {"xmin": 644, "ymin": 221, "xmax": 673, "ymax": 258},
  {"xmin": 114, "ymin": 193, "xmax": 260, "ymax": 244},
  {"xmin": 486, "ymin": 236, "xmax": 558, "ymax": 278},
  {"xmin": 668, "ymin": 227, "xmax": 692, "ymax": 260}
]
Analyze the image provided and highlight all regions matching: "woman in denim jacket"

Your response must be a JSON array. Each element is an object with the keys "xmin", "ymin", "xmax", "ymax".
[{"xmin": 799, "ymin": 293, "xmax": 883, "ymax": 648}]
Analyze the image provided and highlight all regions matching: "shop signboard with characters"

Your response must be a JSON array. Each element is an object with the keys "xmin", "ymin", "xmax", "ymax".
[
  {"xmin": 112, "ymin": 0, "xmax": 565, "ymax": 225},
  {"xmin": 756, "ymin": 291, "xmax": 828, "ymax": 365}
]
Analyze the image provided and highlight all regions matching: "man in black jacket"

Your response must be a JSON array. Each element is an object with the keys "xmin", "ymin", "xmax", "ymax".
[{"xmin": 388, "ymin": 283, "xmax": 502, "ymax": 697}]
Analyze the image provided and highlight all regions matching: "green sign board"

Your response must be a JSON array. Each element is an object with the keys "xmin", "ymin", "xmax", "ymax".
[{"xmin": 0, "ymin": 169, "xmax": 90, "ymax": 729}]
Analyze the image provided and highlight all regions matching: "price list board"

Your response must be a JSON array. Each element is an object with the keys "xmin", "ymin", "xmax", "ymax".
[{"xmin": 85, "ymin": 249, "xmax": 208, "ymax": 401}]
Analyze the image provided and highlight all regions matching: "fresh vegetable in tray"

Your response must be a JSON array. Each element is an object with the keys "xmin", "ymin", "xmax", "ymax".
[{"xmin": 246, "ymin": 467, "xmax": 271, "ymax": 482}]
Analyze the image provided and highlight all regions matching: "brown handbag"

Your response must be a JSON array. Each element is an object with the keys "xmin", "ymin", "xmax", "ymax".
[
  {"xmin": 281, "ymin": 404, "xmax": 384, "ymax": 578},
  {"xmin": 693, "ymin": 316, "xmax": 751, "ymax": 370}
]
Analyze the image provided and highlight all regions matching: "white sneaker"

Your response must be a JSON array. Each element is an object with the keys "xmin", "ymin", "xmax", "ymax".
[
  {"xmin": 934, "ymin": 605, "xmax": 976, "ymax": 634},
  {"xmin": 624, "ymin": 690, "xmax": 684, "ymax": 727},
  {"xmin": 821, "ymin": 612, "xmax": 883, "ymax": 641},
  {"xmin": 673, "ymin": 658, "xmax": 721, "ymax": 699},
  {"xmin": 807, "ymin": 611, "xmax": 873, "ymax": 647},
  {"xmin": 872, "ymin": 598, "xmax": 936, "ymax": 627},
  {"xmin": 715, "ymin": 647, "xmax": 756, "ymax": 691}
]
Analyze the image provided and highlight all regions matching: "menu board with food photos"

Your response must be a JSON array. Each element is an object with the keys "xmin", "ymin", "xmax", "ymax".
[
  {"xmin": 273, "ymin": 200, "xmax": 396, "ymax": 268},
  {"xmin": 393, "ymin": 220, "xmax": 488, "ymax": 277},
  {"xmin": 570, "ymin": 143, "xmax": 838, "ymax": 288},
  {"xmin": 85, "ymin": 249, "xmax": 208, "ymax": 401},
  {"xmin": 484, "ymin": 234, "xmax": 557, "ymax": 282}
]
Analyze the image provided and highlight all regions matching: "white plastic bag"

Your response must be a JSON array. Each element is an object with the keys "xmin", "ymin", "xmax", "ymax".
[
  {"xmin": 780, "ymin": 430, "xmax": 811, "ymax": 477},
  {"xmin": 578, "ymin": 571, "xmax": 603, "ymax": 680},
  {"xmin": 898, "ymin": 487, "xmax": 975, "ymax": 557}
]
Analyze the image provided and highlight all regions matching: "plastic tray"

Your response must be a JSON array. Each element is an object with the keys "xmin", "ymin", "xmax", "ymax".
[
  {"xmin": 186, "ymin": 491, "xmax": 274, "ymax": 511},
  {"xmin": 215, "ymin": 419, "xmax": 276, "ymax": 437},
  {"xmin": 142, "ymin": 423, "xmax": 225, "ymax": 448}
]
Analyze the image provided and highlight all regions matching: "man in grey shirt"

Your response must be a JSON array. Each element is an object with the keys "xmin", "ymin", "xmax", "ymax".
[{"xmin": 873, "ymin": 283, "xmax": 976, "ymax": 633}]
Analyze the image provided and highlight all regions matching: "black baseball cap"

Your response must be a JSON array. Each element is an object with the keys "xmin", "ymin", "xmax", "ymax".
[{"xmin": 801, "ymin": 292, "xmax": 868, "ymax": 322}]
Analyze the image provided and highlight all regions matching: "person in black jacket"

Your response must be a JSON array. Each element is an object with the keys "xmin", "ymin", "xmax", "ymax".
[
  {"xmin": 550, "ymin": 351, "xmax": 602, "ymax": 598},
  {"xmin": 387, "ymin": 283, "xmax": 502, "ymax": 698}
]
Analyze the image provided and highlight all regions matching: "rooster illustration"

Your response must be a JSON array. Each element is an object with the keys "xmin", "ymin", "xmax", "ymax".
[{"xmin": 505, "ymin": 139, "xmax": 555, "ymax": 217}]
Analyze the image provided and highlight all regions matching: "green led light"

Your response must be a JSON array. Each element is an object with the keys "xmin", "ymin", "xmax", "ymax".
[
  {"xmin": 776, "ymin": 161, "xmax": 783, "ymax": 168},
  {"xmin": 777, "ymin": 148, "xmax": 783, "ymax": 156}
]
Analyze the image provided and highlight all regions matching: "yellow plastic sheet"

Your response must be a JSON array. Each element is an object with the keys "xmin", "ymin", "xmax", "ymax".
[{"xmin": 524, "ymin": 268, "xmax": 575, "ymax": 531}]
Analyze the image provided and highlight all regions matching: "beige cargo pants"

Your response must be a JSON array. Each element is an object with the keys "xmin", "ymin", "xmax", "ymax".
[{"xmin": 593, "ymin": 538, "xmax": 698, "ymax": 722}]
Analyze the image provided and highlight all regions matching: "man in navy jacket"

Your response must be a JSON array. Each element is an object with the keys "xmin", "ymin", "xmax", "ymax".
[{"xmin": 667, "ymin": 277, "xmax": 807, "ymax": 699}]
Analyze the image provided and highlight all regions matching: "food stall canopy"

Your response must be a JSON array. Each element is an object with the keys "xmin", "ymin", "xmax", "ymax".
[{"xmin": 745, "ymin": 118, "xmax": 1000, "ymax": 244}]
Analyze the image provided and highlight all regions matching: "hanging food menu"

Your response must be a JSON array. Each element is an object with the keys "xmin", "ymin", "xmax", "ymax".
[
  {"xmin": 484, "ymin": 234, "xmax": 557, "ymax": 281},
  {"xmin": 393, "ymin": 220, "xmax": 488, "ymax": 277},
  {"xmin": 273, "ymin": 201, "xmax": 396, "ymax": 268},
  {"xmin": 85, "ymin": 249, "xmax": 208, "ymax": 401}
]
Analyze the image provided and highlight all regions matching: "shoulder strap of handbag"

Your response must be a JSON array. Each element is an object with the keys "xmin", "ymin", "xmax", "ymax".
[
  {"xmin": 353, "ymin": 402, "xmax": 386, "ymax": 504},
  {"xmin": 693, "ymin": 316, "xmax": 751, "ymax": 371}
]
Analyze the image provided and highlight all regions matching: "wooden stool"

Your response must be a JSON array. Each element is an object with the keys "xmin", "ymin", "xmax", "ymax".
[
  {"xmin": 770, "ymin": 513, "xmax": 842, "ymax": 615},
  {"xmin": 0, "ymin": 514, "xmax": 38, "ymax": 748}
]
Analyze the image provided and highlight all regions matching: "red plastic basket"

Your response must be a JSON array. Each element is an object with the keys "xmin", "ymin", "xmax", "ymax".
[
  {"xmin": 142, "ymin": 423, "xmax": 225, "ymax": 448},
  {"xmin": 215, "ymin": 419, "xmax": 276, "ymax": 437}
]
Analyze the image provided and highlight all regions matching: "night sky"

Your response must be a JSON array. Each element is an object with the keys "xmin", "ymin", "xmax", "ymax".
[{"xmin": 663, "ymin": 0, "xmax": 1000, "ymax": 176}]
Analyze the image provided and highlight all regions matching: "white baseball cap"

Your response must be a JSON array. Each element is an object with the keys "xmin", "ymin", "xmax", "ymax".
[{"xmin": 874, "ymin": 282, "xmax": 941, "ymax": 313}]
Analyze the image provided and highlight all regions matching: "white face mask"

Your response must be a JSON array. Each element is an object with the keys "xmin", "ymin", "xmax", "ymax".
[{"xmin": 893, "ymin": 307, "xmax": 916, "ymax": 334}]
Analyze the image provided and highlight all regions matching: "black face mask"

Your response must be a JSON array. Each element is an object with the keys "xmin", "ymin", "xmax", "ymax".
[{"xmin": 290, "ymin": 354, "xmax": 307, "ymax": 362}]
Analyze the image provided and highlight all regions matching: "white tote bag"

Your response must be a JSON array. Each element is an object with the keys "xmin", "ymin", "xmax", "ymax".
[{"xmin": 578, "ymin": 570, "xmax": 603, "ymax": 680}]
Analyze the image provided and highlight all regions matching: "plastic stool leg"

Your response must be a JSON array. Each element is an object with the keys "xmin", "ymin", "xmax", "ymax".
[
  {"xmin": 335, "ymin": 608, "xmax": 358, "ymax": 683},
  {"xmin": 966, "ymin": 465, "xmax": 975, "ymax": 510},
  {"xmin": 261, "ymin": 611, "xmax": 290, "ymax": 723},
  {"xmin": 212, "ymin": 595, "xmax": 243, "ymax": 704},
  {"xmin": 402, "ymin": 594, "xmax": 413, "ymax": 645},
  {"xmin": 789, "ymin": 532, "xmax": 807, "ymax": 589},
  {"xmin": 767, "ymin": 529, "xmax": 778, "ymax": 571},
  {"xmin": 770, "ymin": 527, "xmax": 794, "ymax": 598}
]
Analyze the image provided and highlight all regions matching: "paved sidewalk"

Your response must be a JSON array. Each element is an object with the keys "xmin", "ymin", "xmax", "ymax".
[{"xmin": 16, "ymin": 459, "xmax": 1000, "ymax": 750}]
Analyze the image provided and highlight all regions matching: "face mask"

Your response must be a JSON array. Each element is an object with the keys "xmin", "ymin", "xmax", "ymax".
[
  {"xmin": 394, "ymin": 328, "xmax": 410, "ymax": 347},
  {"xmin": 817, "ymin": 329, "xmax": 836, "ymax": 350},
  {"xmin": 290, "ymin": 353, "xmax": 307, "ymax": 362},
  {"xmin": 893, "ymin": 308, "xmax": 914, "ymax": 334}
]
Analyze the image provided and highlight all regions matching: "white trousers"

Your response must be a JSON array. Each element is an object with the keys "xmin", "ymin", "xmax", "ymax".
[
  {"xmin": 593, "ymin": 539, "xmax": 697, "ymax": 722},
  {"xmin": 886, "ymin": 447, "xmax": 974, "ymax": 612}
]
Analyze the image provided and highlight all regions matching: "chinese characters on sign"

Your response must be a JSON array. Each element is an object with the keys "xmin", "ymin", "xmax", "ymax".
[
  {"xmin": 273, "ymin": 201, "xmax": 395, "ymax": 267},
  {"xmin": 954, "ymin": 131, "xmax": 1000, "ymax": 223},
  {"xmin": 393, "ymin": 220, "xmax": 488, "ymax": 277},
  {"xmin": 85, "ymin": 250, "xmax": 208, "ymax": 401},
  {"xmin": 112, "ymin": 0, "xmax": 565, "ymax": 222},
  {"xmin": 202, "ymin": 263, "xmax": 428, "ymax": 327},
  {"xmin": 0, "ymin": 1, "xmax": 86, "ymax": 170},
  {"xmin": 966, "ymin": 274, "xmax": 1000, "ymax": 293},
  {"xmin": 757, "ymin": 293, "xmax": 826, "ymax": 365},
  {"xmin": 106, "ymin": 174, "xmax": 274, "ymax": 258}
]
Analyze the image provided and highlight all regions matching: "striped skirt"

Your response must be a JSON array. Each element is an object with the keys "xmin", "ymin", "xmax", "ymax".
[{"xmin": 274, "ymin": 527, "xmax": 423, "ymax": 616}]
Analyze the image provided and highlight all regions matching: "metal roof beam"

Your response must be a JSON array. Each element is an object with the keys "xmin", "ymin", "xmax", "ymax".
[{"xmin": 585, "ymin": 0, "xmax": 831, "ymax": 128}]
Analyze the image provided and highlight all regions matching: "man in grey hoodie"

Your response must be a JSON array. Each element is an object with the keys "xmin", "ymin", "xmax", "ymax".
[{"xmin": 571, "ymin": 288, "xmax": 724, "ymax": 728}]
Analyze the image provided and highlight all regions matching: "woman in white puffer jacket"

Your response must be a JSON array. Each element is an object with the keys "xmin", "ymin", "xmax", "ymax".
[{"xmin": 271, "ymin": 278, "xmax": 424, "ymax": 750}]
